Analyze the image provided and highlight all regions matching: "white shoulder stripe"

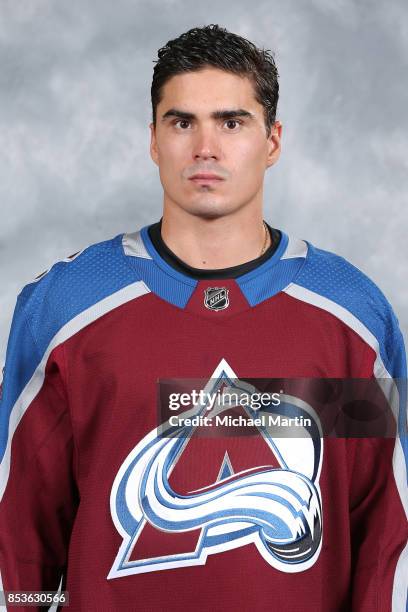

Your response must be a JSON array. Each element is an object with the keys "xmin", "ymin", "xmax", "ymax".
[
  {"xmin": 122, "ymin": 232, "xmax": 152, "ymax": 259},
  {"xmin": 283, "ymin": 282, "xmax": 408, "ymax": 612},
  {"xmin": 0, "ymin": 280, "xmax": 150, "ymax": 503},
  {"xmin": 281, "ymin": 236, "xmax": 308, "ymax": 260}
]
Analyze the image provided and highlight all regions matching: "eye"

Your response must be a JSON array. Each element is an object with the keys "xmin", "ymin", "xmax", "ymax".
[
  {"xmin": 223, "ymin": 119, "xmax": 243, "ymax": 130},
  {"xmin": 173, "ymin": 119, "xmax": 191, "ymax": 129}
]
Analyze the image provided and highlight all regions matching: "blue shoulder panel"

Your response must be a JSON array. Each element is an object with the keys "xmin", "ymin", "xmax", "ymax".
[
  {"xmin": 0, "ymin": 298, "xmax": 38, "ymax": 462},
  {"xmin": 295, "ymin": 243, "xmax": 405, "ymax": 378},
  {"xmin": 0, "ymin": 234, "xmax": 142, "ymax": 463}
]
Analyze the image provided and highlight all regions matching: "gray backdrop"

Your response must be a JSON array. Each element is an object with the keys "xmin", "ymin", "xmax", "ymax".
[{"xmin": 1, "ymin": 0, "xmax": 407, "ymax": 363}]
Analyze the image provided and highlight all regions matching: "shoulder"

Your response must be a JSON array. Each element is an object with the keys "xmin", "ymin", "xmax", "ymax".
[
  {"xmin": 18, "ymin": 233, "xmax": 124, "ymax": 305},
  {"xmin": 14, "ymin": 233, "xmax": 144, "ymax": 354},
  {"xmin": 296, "ymin": 241, "xmax": 395, "ymax": 318},
  {"xmin": 286, "ymin": 238, "xmax": 404, "ymax": 377}
]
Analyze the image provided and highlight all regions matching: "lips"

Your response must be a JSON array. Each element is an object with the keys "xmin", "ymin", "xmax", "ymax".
[{"xmin": 190, "ymin": 174, "xmax": 224, "ymax": 180}]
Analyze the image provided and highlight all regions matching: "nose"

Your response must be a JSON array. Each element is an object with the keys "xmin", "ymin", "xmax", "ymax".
[{"xmin": 192, "ymin": 125, "xmax": 220, "ymax": 161}]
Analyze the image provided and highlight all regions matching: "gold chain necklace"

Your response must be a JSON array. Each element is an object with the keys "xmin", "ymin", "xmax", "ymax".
[{"xmin": 260, "ymin": 221, "xmax": 269, "ymax": 256}]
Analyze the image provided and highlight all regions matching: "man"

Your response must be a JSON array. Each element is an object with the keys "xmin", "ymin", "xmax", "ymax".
[{"xmin": 0, "ymin": 24, "xmax": 407, "ymax": 612}]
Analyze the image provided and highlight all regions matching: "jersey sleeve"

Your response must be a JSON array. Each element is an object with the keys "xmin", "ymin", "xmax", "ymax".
[
  {"xmin": 293, "ymin": 244, "xmax": 408, "ymax": 610},
  {"xmin": 350, "ymin": 320, "xmax": 408, "ymax": 611},
  {"xmin": 0, "ymin": 293, "xmax": 79, "ymax": 610}
]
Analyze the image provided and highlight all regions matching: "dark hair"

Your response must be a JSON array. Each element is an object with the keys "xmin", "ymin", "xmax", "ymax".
[{"xmin": 151, "ymin": 24, "xmax": 279, "ymax": 138}]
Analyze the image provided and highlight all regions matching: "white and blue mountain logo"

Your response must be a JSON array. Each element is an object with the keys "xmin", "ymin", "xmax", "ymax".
[{"xmin": 108, "ymin": 359, "xmax": 323, "ymax": 578}]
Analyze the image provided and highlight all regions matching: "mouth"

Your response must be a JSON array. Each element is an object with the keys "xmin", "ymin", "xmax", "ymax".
[{"xmin": 189, "ymin": 174, "xmax": 225, "ymax": 184}]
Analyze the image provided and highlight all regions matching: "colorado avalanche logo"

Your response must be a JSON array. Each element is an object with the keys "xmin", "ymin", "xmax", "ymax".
[{"xmin": 108, "ymin": 359, "xmax": 323, "ymax": 578}]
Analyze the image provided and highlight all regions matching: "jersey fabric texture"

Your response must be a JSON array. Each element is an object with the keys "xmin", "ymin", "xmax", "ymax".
[{"xmin": 0, "ymin": 224, "xmax": 407, "ymax": 612}]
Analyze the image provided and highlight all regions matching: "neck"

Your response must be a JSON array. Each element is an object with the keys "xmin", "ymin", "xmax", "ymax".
[{"xmin": 160, "ymin": 206, "xmax": 270, "ymax": 270}]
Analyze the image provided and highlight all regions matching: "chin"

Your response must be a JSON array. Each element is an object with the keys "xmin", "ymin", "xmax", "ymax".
[
  {"xmin": 181, "ymin": 199, "xmax": 241, "ymax": 220},
  {"xmin": 191, "ymin": 209, "xmax": 226, "ymax": 220}
]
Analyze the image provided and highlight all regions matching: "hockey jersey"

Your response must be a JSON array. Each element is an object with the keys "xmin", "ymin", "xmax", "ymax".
[{"xmin": 0, "ymin": 225, "xmax": 407, "ymax": 611}]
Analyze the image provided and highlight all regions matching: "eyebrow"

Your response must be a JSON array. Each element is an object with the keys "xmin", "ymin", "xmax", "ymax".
[{"xmin": 161, "ymin": 108, "xmax": 255, "ymax": 122}]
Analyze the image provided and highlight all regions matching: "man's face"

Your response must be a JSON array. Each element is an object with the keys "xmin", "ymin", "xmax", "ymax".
[{"xmin": 150, "ymin": 67, "xmax": 282, "ymax": 219}]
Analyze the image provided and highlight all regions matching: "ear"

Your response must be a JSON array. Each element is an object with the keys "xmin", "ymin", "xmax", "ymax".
[
  {"xmin": 149, "ymin": 122, "xmax": 159, "ymax": 166},
  {"xmin": 266, "ymin": 120, "xmax": 282, "ymax": 168}
]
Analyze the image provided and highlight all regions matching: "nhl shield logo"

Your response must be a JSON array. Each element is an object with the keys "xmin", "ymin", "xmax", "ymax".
[{"xmin": 204, "ymin": 287, "xmax": 229, "ymax": 311}]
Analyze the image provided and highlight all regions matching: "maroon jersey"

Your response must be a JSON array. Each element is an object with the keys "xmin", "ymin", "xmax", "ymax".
[{"xmin": 0, "ymin": 226, "xmax": 407, "ymax": 611}]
